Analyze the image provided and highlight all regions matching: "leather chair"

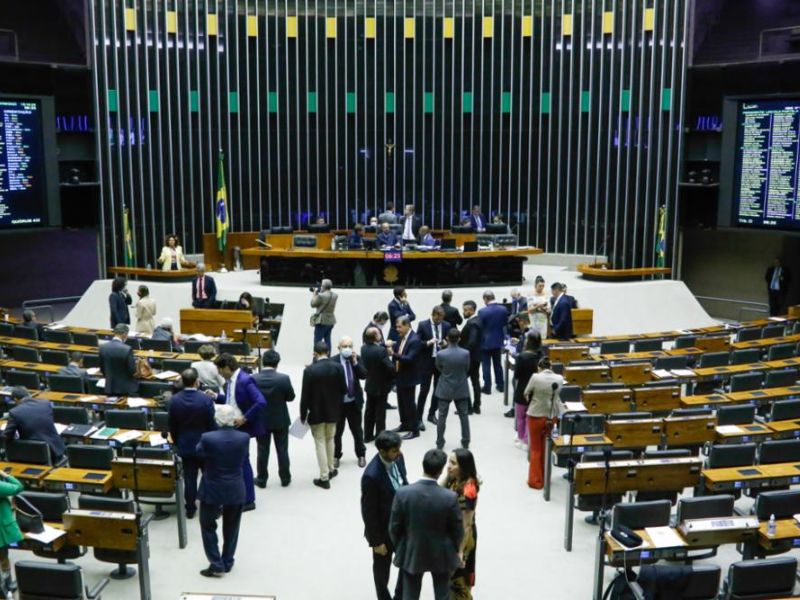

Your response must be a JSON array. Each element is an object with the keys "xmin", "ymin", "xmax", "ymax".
[
  {"xmin": 717, "ymin": 405, "xmax": 756, "ymax": 426},
  {"xmin": 730, "ymin": 349, "xmax": 762, "ymax": 365},
  {"xmin": 698, "ymin": 351, "xmax": 729, "ymax": 368},
  {"xmin": 654, "ymin": 355, "xmax": 689, "ymax": 370},
  {"xmin": 11, "ymin": 346, "xmax": 40, "ymax": 362},
  {"xmin": 761, "ymin": 324, "xmax": 785, "ymax": 339},
  {"xmin": 140, "ymin": 338, "xmax": 172, "ymax": 352},
  {"xmin": 769, "ymin": 399, "xmax": 800, "ymax": 421},
  {"xmin": 632, "ymin": 339, "xmax": 662, "ymax": 352},
  {"xmin": 764, "ymin": 368, "xmax": 798, "ymax": 389},
  {"xmin": 12, "ymin": 326, "xmax": 38, "ymax": 340},
  {"xmin": 4, "ymin": 369, "xmax": 41, "ymax": 390},
  {"xmin": 558, "ymin": 384, "xmax": 581, "ymax": 404},
  {"xmin": 767, "ymin": 343, "xmax": 796, "ymax": 361},
  {"xmin": 136, "ymin": 380, "xmax": 173, "ymax": 399},
  {"xmin": 71, "ymin": 333, "xmax": 99, "ymax": 347},
  {"xmin": 6, "ymin": 440, "xmax": 55, "ymax": 466},
  {"xmin": 218, "ymin": 341, "xmax": 250, "ymax": 355},
  {"xmin": 67, "ymin": 445, "xmax": 113, "ymax": 471},
  {"xmin": 40, "ymin": 350, "xmax": 70, "ymax": 366},
  {"xmin": 722, "ymin": 557, "xmax": 797, "ymax": 599},
  {"xmin": 52, "ymin": 406, "xmax": 90, "ymax": 425},
  {"xmin": 183, "ymin": 340, "xmax": 206, "ymax": 354},
  {"xmin": 706, "ymin": 443, "xmax": 756, "ymax": 499},
  {"xmin": 48, "ymin": 374, "xmax": 85, "ymax": 394},
  {"xmin": 728, "ymin": 372, "xmax": 764, "ymax": 393},
  {"xmin": 674, "ymin": 335, "xmax": 697, "ymax": 349},
  {"xmin": 599, "ymin": 340, "xmax": 630, "ymax": 354},
  {"xmin": 76, "ymin": 495, "xmax": 138, "ymax": 579},
  {"xmin": 736, "ymin": 328, "xmax": 761, "ymax": 343},
  {"xmin": 19, "ymin": 492, "xmax": 85, "ymax": 564},
  {"xmin": 104, "ymin": 409, "xmax": 148, "ymax": 430},
  {"xmin": 161, "ymin": 359, "xmax": 192, "ymax": 373},
  {"xmin": 41, "ymin": 329, "xmax": 73, "ymax": 344},
  {"xmin": 15, "ymin": 560, "xmax": 108, "ymax": 600}
]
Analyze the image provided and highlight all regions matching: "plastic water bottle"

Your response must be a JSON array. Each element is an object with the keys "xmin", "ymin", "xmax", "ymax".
[
  {"xmin": 221, "ymin": 330, "xmax": 228, "ymax": 341},
  {"xmin": 768, "ymin": 514, "xmax": 776, "ymax": 537},
  {"xmin": 551, "ymin": 422, "xmax": 559, "ymax": 440}
]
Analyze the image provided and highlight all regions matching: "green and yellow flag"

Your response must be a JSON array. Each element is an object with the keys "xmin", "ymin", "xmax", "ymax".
[
  {"xmin": 655, "ymin": 206, "xmax": 666, "ymax": 268},
  {"xmin": 215, "ymin": 150, "xmax": 229, "ymax": 252},
  {"xmin": 123, "ymin": 206, "xmax": 135, "ymax": 267}
]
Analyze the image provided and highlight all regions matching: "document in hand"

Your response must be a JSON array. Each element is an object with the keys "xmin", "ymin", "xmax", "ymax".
[{"xmin": 289, "ymin": 418, "xmax": 310, "ymax": 439}]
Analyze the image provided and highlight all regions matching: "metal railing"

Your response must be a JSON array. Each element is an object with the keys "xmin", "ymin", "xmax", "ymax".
[
  {"xmin": 21, "ymin": 296, "xmax": 82, "ymax": 324},
  {"xmin": 694, "ymin": 295, "xmax": 769, "ymax": 322}
]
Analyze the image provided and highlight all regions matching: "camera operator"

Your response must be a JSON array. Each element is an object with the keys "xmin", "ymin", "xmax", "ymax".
[{"xmin": 310, "ymin": 278, "xmax": 337, "ymax": 351}]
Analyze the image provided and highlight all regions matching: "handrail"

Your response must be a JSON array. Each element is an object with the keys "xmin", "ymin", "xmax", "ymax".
[
  {"xmin": 694, "ymin": 295, "xmax": 769, "ymax": 321},
  {"xmin": 21, "ymin": 296, "xmax": 82, "ymax": 325}
]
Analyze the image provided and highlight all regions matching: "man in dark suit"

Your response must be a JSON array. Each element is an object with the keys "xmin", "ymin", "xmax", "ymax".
[
  {"xmin": 389, "ymin": 449, "xmax": 464, "ymax": 600},
  {"xmin": 362, "ymin": 327, "xmax": 395, "ymax": 442},
  {"xmin": 388, "ymin": 287, "xmax": 416, "ymax": 344},
  {"xmin": 300, "ymin": 342, "xmax": 348, "ymax": 489},
  {"xmin": 550, "ymin": 282, "xmax": 574, "ymax": 340},
  {"xmin": 460, "ymin": 300, "xmax": 483, "ymax": 414},
  {"xmin": 214, "ymin": 354, "xmax": 267, "ymax": 510},
  {"xmin": 766, "ymin": 257, "xmax": 792, "ymax": 316},
  {"xmin": 362, "ymin": 311, "xmax": 390, "ymax": 346},
  {"xmin": 19, "ymin": 309, "xmax": 45, "ymax": 340},
  {"xmin": 415, "ymin": 306, "xmax": 452, "ymax": 429},
  {"xmin": 439, "ymin": 290, "xmax": 463, "ymax": 329},
  {"xmin": 196, "ymin": 404, "xmax": 250, "ymax": 577},
  {"xmin": 168, "ymin": 368, "xmax": 216, "ymax": 518},
  {"xmin": 361, "ymin": 431, "xmax": 408, "ymax": 600},
  {"xmin": 478, "ymin": 290, "xmax": 509, "ymax": 394},
  {"xmin": 468, "ymin": 205, "xmax": 486, "ymax": 232},
  {"xmin": 376, "ymin": 223, "xmax": 400, "ymax": 249},
  {"xmin": 392, "ymin": 316, "xmax": 423, "ymax": 439},
  {"xmin": 434, "ymin": 329, "xmax": 472, "ymax": 450},
  {"xmin": 99, "ymin": 324, "xmax": 139, "ymax": 396},
  {"xmin": 109, "ymin": 277, "xmax": 132, "ymax": 329},
  {"xmin": 508, "ymin": 288, "xmax": 528, "ymax": 316},
  {"xmin": 4, "ymin": 387, "xmax": 65, "ymax": 462},
  {"xmin": 192, "ymin": 263, "xmax": 217, "ymax": 309},
  {"xmin": 400, "ymin": 204, "xmax": 422, "ymax": 243},
  {"xmin": 332, "ymin": 336, "xmax": 368, "ymax": 469},
  {"xmin": 252, "ymin": 349, "xmax": 295, "ymax": 488}
]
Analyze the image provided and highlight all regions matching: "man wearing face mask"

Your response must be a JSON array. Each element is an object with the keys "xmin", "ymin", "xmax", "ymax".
[{"xmin": 332, "ymin": 336, "xmax": 368, "ymax": 469}]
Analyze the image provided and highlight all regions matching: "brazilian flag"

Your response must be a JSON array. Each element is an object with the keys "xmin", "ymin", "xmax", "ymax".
[
  {"xmin": 216, "ymin": 150, "xmax": 229, "ymax": 252},
  {"xmin": 655, "ymin": 206, "xmax": 666, "ymax": 268},
  {"xmin": 123, "ymin": 206, "xmax": 135, "ymax": 267}
]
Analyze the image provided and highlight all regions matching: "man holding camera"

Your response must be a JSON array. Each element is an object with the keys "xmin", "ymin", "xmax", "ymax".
[{"xmin": 310, "ymin": 279, "xmax": 337, "ymax": 351}]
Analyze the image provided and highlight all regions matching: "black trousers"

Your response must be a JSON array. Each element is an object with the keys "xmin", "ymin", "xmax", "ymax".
[
  {"xmin": 256, "ymin": 428, "xmax": 290, "ymax": 485},
  {"xmin": 416, "ymin": 368, "xmax": 440, "ymax": 422},
  {"xmin": 468, "ymin": 360, "xmax": 482, "ymax": 409},
  {"xmin": 401, "ymin": 570, "xmax": 450, "ymax": 600},
  {"xmin": 334, "ymin": 401, "xmax": 366, "ymax": 459},
  {"xmin": 365, "ymin": 392, "xmax": 388, "ymax": 441},
  {"xmin": 199, "ymin": 503, "xmax": 243, "ymax": 573},
  {"xmin": 397, "ymin": 385, "xmax": 418, "ymax": 432},
  {"xmin": 181, "ymin": 455, "xmax": 203, "ymax": 513},
  {"xmin": 372, "ymin": 542, "xmax": 402, "ymax": 600},
  {"xmin": 768, "ymin": 289, "xmax": 786, "ymax": 317}
]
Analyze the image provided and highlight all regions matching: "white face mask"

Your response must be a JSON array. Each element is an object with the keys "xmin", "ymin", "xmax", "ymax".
[{"xmin": 340, "ymin": 347, "xmax": 353, "ymax": 359}]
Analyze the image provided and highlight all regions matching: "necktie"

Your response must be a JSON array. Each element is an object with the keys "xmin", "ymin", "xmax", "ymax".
[
  {"xmin": 199, "ymin": 276, "xmax": 205, "ymax": 299},
  {"xmin": 772, "ymin": 268, "xmax": 781, "ymax": 291},
  {"xmin": 389, "ymin": 462, "xmax": 402, "ymax": 490},
  {"xmin": 433, "ymin": 323, "xmax": 440, "ymax": 357},
  {"xmin": 345, "ymin": 359, "xmax": 354, "ymax": 397},
  {"xmin": 477, "ymin": 216, "xmax": 482, "ymax": 229},
  {"xmin": 225, "ymin": 380, "xmax": 232, "ymax": 405}
]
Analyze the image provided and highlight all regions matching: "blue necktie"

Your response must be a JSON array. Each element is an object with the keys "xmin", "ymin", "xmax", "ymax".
[
  {"xmin": 389, "ymin": 463, "xmax": 402, "ymax": 490},
  {"xmin": 345, "ymin": 360, "xmax": 354, "ymax": 397}
]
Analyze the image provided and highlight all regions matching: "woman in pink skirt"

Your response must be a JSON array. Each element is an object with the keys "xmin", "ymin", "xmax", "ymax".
[{"xmin": 512, "ymin": 331, "xmax": 543, "ymax": 450}]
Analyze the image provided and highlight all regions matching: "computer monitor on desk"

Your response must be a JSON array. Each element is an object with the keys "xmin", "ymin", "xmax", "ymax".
[
  {"xmin": 440, "ymin": 238, "xmax": 456, "ymax": 250},
  {"xmin": 463, "ymin": 241, "xmax": 478, "ymax": 253}
]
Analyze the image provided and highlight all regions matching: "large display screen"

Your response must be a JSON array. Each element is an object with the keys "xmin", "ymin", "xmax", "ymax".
[
  {"xmin": 0, "ymin": 98, "xmax": 48, "ymax": 229},
  {"xmin": 733, "ymin": 99, "xmax": 800, "ymax": 231}
]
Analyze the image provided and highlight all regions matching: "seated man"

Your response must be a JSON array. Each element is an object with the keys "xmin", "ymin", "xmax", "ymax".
[
  {"xmin": 19, "ymin": 309, "xmax": 44, "ymax": 340},
  {"xmin": 417, "ymin": 226, "xmax": 437, "ymax": 248},
  {"xmin": 348, "ymin": 224, "xmax": 365, "ymax": 249},
  {"xmin": 152, "ymin": 317, "xmax": 184, "ymax": 351},
  {"xmin": 4, "ymin": 387, "xmax": 65, "ymax": 462},
  {"xmin": 376, "ymin": 223, "xmax": 399, "ymax": 249},
  {"xmin": 57, "ymin": 351, "xmax": 88, "ymax": 379}
]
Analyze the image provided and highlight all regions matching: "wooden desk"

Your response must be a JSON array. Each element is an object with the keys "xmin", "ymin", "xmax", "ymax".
[
  {"xmin": 63, "ymin": 509, "xmax": 139, "ymax": 551},
  {"xmin": 572, "ymin": 309, "xmax": 594, "ymax": 336},
  {"xmin": 694, "ymin": 336, "xmax": 731, "ymax": 353},
  {"xmin": 633, "ymin": 386, "xmax": 681, "ymax": 413},
  {"xmin": 574, "ymin": 457, "xmax": 703, "ymax": 495},
  {"xmin": 663, "ymin": 414, "xmax": 717, "ymax": 446},
  {"xmin": 0, "ymin": 462, "xmax": 52, "ymax": 487},
  {"xmin": 609, "ymin": 362, "xmax": 653, "ymax": 385},
  {"xmin": 730, "ymin": 333, "xmax": 800, "ymax": 351},
  {"xmin": 108, "ymin": 266, "xmax": 198, "ymax": 281},
  {"xmin": 724, "ymin": 385, "xmax": 800, "ymax": 407},
  {"xmin": 692, "ymin": 362, "xmax": 768, "ymax": 380},
  {"xmin": 563, "ymin": 365, "xmax": 611, "ymax": 387},
  {"xmin": 664, "ymin": 347, "xmax": 705, "ymax": 358},
  {"xmin": 33, "ymin": 390, "xmax": 127, "ymax": 410},
  {"xmin": 43, "ymin": 467, "xmax": 114, "ymax": 494},
  {"xmin": 597, "ymin": 351, "xmax": 666, "ymax": 362},
  {"xmin": 172, "ymin": 353, "xmax": 258, "ymax": 367},
  {"xmin": 576, "ymin": 263, "xmax": 671, "ymax": 280},
  {"xmin": 581, "ymin": 388, "xmax": 634, "ymax": 414},
  {"xmin": 715, "ymin": 423, "xmax": 772, "ymax": 444},
  {"xmin": 766, "ymin": 418, "xmax": 800, "ymax": 440},
  {"xmin": 702, "ymin": 461, "xmax": 800, "ymax": 493},
  {"xmin": 112, "ymin": 458, "xmax": 176, "ymax": 494},
  {"xmin": 605, "ymin": 418, "xmax": 663, "ymax": 448},
  {"xmin": 680, "ymin": 393, "xmax": 731, "ymax": 408},
  {"xmin": 179, "ymin": 308, "xmax": 253, "ymax": 338},
  {"xmin": 548, "ymin": 345, "xmax": 590, "ymax": 365},
  {"xmin": 758, "ymin": 518, "xmax": 800, "ymax": 552},
  {"xmin": 552, "ymin": 434, "xmax": 613, "ymax": 456},
  {"xmin": 18, "ymin": 522, "xmax": 67, "ymax": 553}
]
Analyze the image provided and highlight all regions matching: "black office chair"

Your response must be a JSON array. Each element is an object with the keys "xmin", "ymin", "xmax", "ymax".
[
  {"xmin": 706, "ymin": 444, "xmax": 756, "ymax": 496},
  {"xmin": 698, "ymin": 352, "xmax": 730, "ymax": 368},
  {"xmin": 82, "ymin": 355, "xmax": 101, "ymax": 369},
  {"xmin": 41, "ymin": 329, "xmax": 72, "ymax": 344},
  {"xmin": 13, "ymin": 326, "xmax": 38, "ymax": 340},
  {"xmin": 764, "ymin": 368, "xmax": 798, "ymax": 389},
  {"xmin": 578, "ymin": 450, "xmax": 635, "ymax": 525},
  {"xmin": 677, "ymin": 494, "xmax": 735, "ymax": 522},
  {"xmin": 670, "ymin": 407, "xmax": 714, "ymax": 418},
  {"xmin": 767, "ymin": 343, "xmax": 796, "ymax": 361},
  {"xmin": 66, "ymin": 445, "xmax": 113, "ymax": 471},
  {"xmin": 0, "ymin": 323, "xmax": 13, "ymax": 336},
  {"xmin": 607, "ymin": 412, "xmax": 653, "ymax": 421},
  {"xmin": 85, "ymin": 378, "xmax": 105, "ymax": 395},
  {"xmin": 730, "ymin": 348, "xmax": 762, "ymax": 365},
  {"xmin": 71, "ymin": 332, "xmax": 99, "ymax": 347},
  {"xmin": 551, "ymin": 362, "xmax": 564, "ymax": 375},
  {"xmin": 19, "ymin": 492, "xmax": 85, "ymax": 564},
  {"xmin": 11, "ymin": 346, "xmax": 40, "ymax": 362},
  {"xmin": 654, "ymin": 355, "xmax": 689, "ymax": 370},
  {"xmin": 104, "ymin": 409, "xmax": 148, "ymax": 430},
  {"xmin": 123, "ymin": 338, "xmax": 141, "ymax": 350},
  {"xmin": 674, "ymin": 335, "xmax": 698, "ymax": 349},
  {"xmin": 632, "ymin": 339, "xmax": 662, "ymax": 352},
  {"xmin": 758, "ymin": 439, "xmax": 800, "ymax": 465},
  {"xmin": 52, "ymin": 406, "xmax": 90, "ymax": 426},
  {"xmin": 137, "ymin": 380, "xmax": 173, "ymax": 399},
  {"xmin": 559, "ymin": 385, "xmax": 581, "ymax": 404},
  {"xmin": 183, "ymin": 340, "xmax": 208, "ymax": 354},
  {"xmin": 717, "ymin": 405, "xmax": 756, "ymax": 426},
  {"xmin": 151, "ymin": 411, "xmax": 169, "ymax": 433},
  {"xmin": 76, "ymin": 495, "xmax": 138, "ymax": 580},
  {"xmin": 728, "ymin": 372, "xmax": 765, "ymax": 393},
  {"xmin": 140, "ymin": 338, "xmax": 172, "ymax": 352},
  {"xmin": 769, "ymin": 399, "xmax": 800, "ymax": 422},
  {"xmin": 161, "ymin": 359, "xmax": 192, "ymax": 372},
  {"xmin": 723, "ymin": 558, "xmax": 798, "ymax": 597},
  {"xmin": 736, "ymin": 328, "xmax": 761, "ymax": 343},
  {"xmin": 6, "ymin": 440, "xmax": 53, "ymax": 466},
  {"xmin": 5, "ymin": 369, "xmax": 41, "ymax": 389},
  {"xmin": 599, "ymin": 340, "xmax": 630, "ymax": 354},
  {"xmin": 761, "ymin": 324, "xmax": 785, "ymax": 339},
  {"xmin": 40, "ymin": 350, "xmax": 70, "ymax": 366},
  {"xmin": 48, "ymin": 374, "xmax": 85, "ymax": 394},
  {"xmin": 218, "ymin": 341, "xmax": 250, "ymax": 355},
  {"xmin": 636, "ymin": 449, "xmax": 692, "ymax": 505},
  {"xmin": 15, "ymin": 560, "xmax": 108, "ymax": 599}
]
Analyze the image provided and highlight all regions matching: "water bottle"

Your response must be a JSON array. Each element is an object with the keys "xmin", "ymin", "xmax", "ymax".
[
  {"xmin": 768, "ymin": 514, "xmax": 776, "ymax": 537},
  {"xmin": 221, "ymin": 330, "xmax": 227, "ymax": 341},
  {"xmin": 551, "ymin": 422, "xmax": 559, "ymax": 440}
]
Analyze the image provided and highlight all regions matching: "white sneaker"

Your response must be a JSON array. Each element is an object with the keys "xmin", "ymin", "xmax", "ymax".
[{"xmin": 513, "ymin": 439, "xmax": 521, "ymax": 449}]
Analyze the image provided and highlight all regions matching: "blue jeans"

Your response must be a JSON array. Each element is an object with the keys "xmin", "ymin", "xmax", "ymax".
[{"xmin": 314, "ymin": 324, "xmax": 333, "ymax": 351}]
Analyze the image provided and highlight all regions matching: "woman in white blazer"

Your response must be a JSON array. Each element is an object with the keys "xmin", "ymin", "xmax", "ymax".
[
  {"xmin": 157, "ymin": 234, "xmax": 185, "ymax": 271},
  {"xmin": 523, "ymin": 357, "xmax": 565, "ymax": 490}
]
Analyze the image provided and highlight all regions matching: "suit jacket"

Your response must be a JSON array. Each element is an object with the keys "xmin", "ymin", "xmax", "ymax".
[
  {"xmin": 551, "ymin": 295, "xmax": 574, "ymax": 340},
  {"xmin": 400, "ymin": 215, "xmax": 422, "ymax": 239},
  {"xmin": 347, "ymin": 232, "xmax": 364, "ymax": 249},
  {"xmin": 310, "ymin": 290, "xmax": 338, "ymax": 326},
  {"xmin": 191, "ymin": 275, "xmax": 217, "ymax": 309},
  {"xmin": 418, "ymin": 233, "xmax": 436, "ymax": 247},
  {"xmin": 168, "ymin": 388, "xmax": 216, "ymax": 457},
  {"xmin": 196, "ymin": 428, "xmax": 250, "ymax": 506},
  {"xmin": 376, "ymin": 230, "xmax": 399, "ymax": 248},
  {"xmin": 299, "ymin": 358, "xmax": 348, "ymax": 424},
  {"xmin": 57, "ymin": 364, "xmax": 86, "ymax": 379},
  {"xmin": 388, "ymin": 299, "xmax": 416, "ymax": 343},
  {"xmin": 416, "ymin": 319, "xmax": 452, "ymax": 372},
  {"xmin": 459, "ymin": 316, "xmax": 482, "ymax": 365},
  {"xmin": 331, "ymin": 353, "xmax": 368, "ymax": 407},
  {"xmin": 361, "ymin": 454, "xmax": 408, "ymax": 547},
  {"xmin": 99, "ymin": 338, "xmax": 138, "ymax": 396},
  {"xmin": 468, "ymin": 213, "xmax": 487, "ymax": 232},
  {"xmin": 393, "ymin": 331, "xmax": 423, "ymax": 388},
  {"xmin": 152, "ymin": 326, "xmax": 180, "ymax": 351},
  {"xmin": 513, "ymin": 350, "xmax": 542, "ymax": 405},
  {"xmin": 109, "ymin": 292, "xmax": 131, "ymax": 328},
  {"xmin": 478, "ymin": 303, "xmax": 509, "ymax": 350},
  {"xmin": 389, "ymin": 479, "xmax": 464, "ymax": 575},
  {"xmin": 253, "ymin": 369, "xmax": 295, "ymax": 430},
  {"xmin": 434, "ymin": 345, "xmax": 471, "ymax": 400},
  {"xmin": 215, "ymin": 370, "xmax": 268, "ymax": 437},
  {"xmin": 524, "ymin": 369, "xmax": 566, "ymax": 418},
  {"xmin": 158, "ymin": 245, "xmax": 186, "ymax": 271},
  {"xmin": 508, "ymin": 297, "xmax": 528, "ymax": 316},
  {"xmin": 362, "ymin": 322, "xmax": 387, "ymax": 346},
  {"xmin": 4, "ymin": 399, "xmax": 65, "ymax": 461},
  {"xmin": 440, "ymin": 304, "xmax": 463, "ymax": 329},
  {"xmin": 766, "ymin": 265, "xmax": 792, "ymax": 293},
  {"xmin": 378, "ymin": 210, "xmax": 398, "ymax": 224},
  {"xmin": 361, "ymin": 342, "xmax": 395, "ymax": 396}
]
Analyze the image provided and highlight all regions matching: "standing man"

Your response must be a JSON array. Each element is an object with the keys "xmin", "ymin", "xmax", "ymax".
[
  {"xmin": 300, "ymin": 342, "xmax": 348, "ymax": 489},
  {"xmin": 214, "ymin": 354, "xmax": 267, "ymax": 511},
  {"xmin": 191, "ymin": 263, "xmax": 217, "ymax": 309},
  {"xmin": 310, "ymin": 278, "xmax": 337, "ymax": 351},
  {"xmin": 362, "ymin": 328, "xmax": 395, "ymax": 442},
  {"xmin": 415, "ymin": 306, "xmax": 451, "ymax": 429},
  {"xmin": 4, "ymin": 387, "xmax": 65, "ymax": 463},
  {"xmin": 168, "ymin": 368, "xmax": 215, "ymax": 518},
  {"xmin": 468, "ymin": 205, "xmax": 486, "ymax": 232},
  {"xmin": 478, "ymin": 290, "xmax": 508, "ymax": 394},
  {"xmin": 361, "ymin": 431, "xmax": 408, "ymax": 600},
  {"xmin": 460, "ymin": 301, "xmax": 483, "ymax": 414},
  {"xmin": 109, "ymin": 277, "xmax": 132, "ymax": 328},
  {"xmin": 766, "ymin": 257, "xmax": 792, "ymax": 316},
  {"xmin": 509, "ymin": 288, "xmax": 528, "ymax": 316},
  {"xmin": 99, "ymin": 323, "xmax": 139, "ymax": 396},
  {"xmin": 434, "ymin": 329, "xmax": 472, "ymax": 450},
  {"xmin": 252, "ymin": 350, "xmax": 295, "ymax": 488},
  {"xmin": 550, "ymin": 282, "xmax": 574, "ymax": 340},
  {"xmin": 392, "ymin": 316, "xmax": 422, "ymax": 439},
  {"xmin": 196, "ymin": 404, "xmax": 250, "ymax": 578},
  {"xmin": 400, "ymin": 204, "xmax": 421, "ymax": 244},
  {"xmin": 332, "ymin": 337, "xmax": 368, "ymax": 469},
  {"xmin": 389, "ymin": 449, "xmax": 464, "ymax": 600},
  {"xmin": 388, "ymin": 287, "xmax": 416, "ymax": 344},
  {"xmin": 439, "ymin": 290, "xmax": 463, "ymax": 329},
  {"xmin": 362, "ymin": 311, "xmax": 390, "ymax": 345},
  {"xmin": 378, "ymin": 202, "xmax": 399, "ymax": 225}
]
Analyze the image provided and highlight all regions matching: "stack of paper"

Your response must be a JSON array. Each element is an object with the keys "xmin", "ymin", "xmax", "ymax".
[
  {"xmin": 114, "ymin": 430, "xmax": 144, "ymax": 444},
  {"xmin": 154, "ymin": 370, "xmax": 179, "ymax": 380}
]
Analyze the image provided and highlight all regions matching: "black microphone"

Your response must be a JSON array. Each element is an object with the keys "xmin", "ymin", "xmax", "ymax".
[{"xmin": 551, "ymin": 382, "xmax": 559, "ymax": 391}]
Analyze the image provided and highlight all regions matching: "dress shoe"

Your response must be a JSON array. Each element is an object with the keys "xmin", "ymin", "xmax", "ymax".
[
  {"xmin": 402, "ymin": 431, "xmax": 420, "ymax": 440},
  {"xmin": 185, "ymin": 509, "xmax": 196, "ymax": 520},
  {"xmin": 504, "ymin": 409, "xmax": 515, "ymax": 418},
  {"xmin": 224, "ymin": 563, "xmax": 234, "ymax": 573},
  {"xmin": 386, "ymin": 402, "xmax": 397, "ymax": 410},
  {"xmin": 390, "ymin": 426, "xmax": 407, "ymax": 433},
  {"xmin": 329, "ymin": 469, "xmax": 339, "ymax": 479},
  {"xmin": 242, "ymin": 502, "xmax": 256, "ymax": 512},
  {"xmin": 364, "ymin": 436, "xmax": 375, "ymax": 443},
  {"xmin": 584, "ymin": 513, "xmax": 599, "ymax": 525},
  {"xmin": 472, "ymin": 406, "xmax": 481, "ymax": 415},
  {"xmin": 281, "ymin": 479, "xmax": 291, "ymax": 487},
  {"xmin": 255, "ymin": 479, "xmax": 267, "ymax": 489},
  {"xmin": 358, "ymin": 456, "xmax": 366, "ymax": 468},
  {"xmin": 496, "ymin": 385, "xmax": 504, "ymax": 393},
  {"xmin": 419, "ymin": 423, "xmax": 426, "ymax": 432},
  {"xmin": 427, "ymin": 415, "xmax": 438, "ymax": 426},
  {"xmin": 481, "ymin": 387, "xmax": 491, "ymax": 395},
  {"xmin": 313, "ymin": 478, "xmax": 330, "ymax": 489},
  {"xmin": 200, "ymin": 567, "xmax": 223, "ymax": 578},
  {"xmin": 333, "ymin": 458, "xmax": 340, "ymax": 469}
]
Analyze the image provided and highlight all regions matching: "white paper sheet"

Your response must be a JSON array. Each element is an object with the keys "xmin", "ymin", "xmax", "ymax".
[
  {"xmin": 715, "ymin": 425, "xmax": 743, "ymax": 435},
  {"xmin": 54, "ymin": 423, "xmax": 68, "ymax": 434},
  {"xmin": 126, "ymin": 398, "xmax": 150, "ymax": 408},
  {"xmin": 289, "ymin": 418, "xmax": 310, "ymax": 439},
  {"xmin": 96, "ymin": 378, "xmax": 106, "ymax": 389},
  {"xmin": 25, "ymin": 524, "xmax": 67, "ymax": 544},
  {"xmin": 563, "ymin": 401, "xmax": 587, "ymax": 413},
  {"xmin": 652, "ymin": 369, "xmax": 672, "ymax": 379},
  {"xmin": 670, "ymin": 369, "xmax": 696, "ymax": 377},
  {"xmin": 86, "ymin": 367, "xmax": 101, "ymax": 376},
  {"xmin": 114, "ymin": 430, "xmax": 144, "ymax": 444},
  {"xmin": 645, "ymin": 526, "xmax": 686, "ymax": 548},
  {"xmin": 154, "ymin": 370, "xmax": 179, "ymax": 380}
]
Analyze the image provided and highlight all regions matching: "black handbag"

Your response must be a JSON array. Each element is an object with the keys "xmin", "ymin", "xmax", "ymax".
[{"xmin": 14, "ymin": 495, "xmax": 44, "ymax": 534}]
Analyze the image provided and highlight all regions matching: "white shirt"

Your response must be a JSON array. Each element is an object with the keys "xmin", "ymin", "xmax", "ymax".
[{"xmin": 403, "ymin": 215, "xmax": 414, "ymax": 240}]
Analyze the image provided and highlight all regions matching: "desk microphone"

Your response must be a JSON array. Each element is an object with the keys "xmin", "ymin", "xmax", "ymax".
[{"xmin": 256, "ymin": 239, "xmax": 272, "ymax": 248}]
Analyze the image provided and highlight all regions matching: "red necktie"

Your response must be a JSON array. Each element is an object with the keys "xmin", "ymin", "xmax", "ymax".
[{"xmin": 199, "ymin": 276, "xmax": 206, "ymax": 299}]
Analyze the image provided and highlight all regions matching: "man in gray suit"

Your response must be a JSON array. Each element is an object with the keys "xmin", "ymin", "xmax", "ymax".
[
  {"xmin": 434, "ymin": 329, "xmax": 472, "ymax": 450},
  {"xmin": 99, "ymin": 324, "xmax": 139, "ymax": 396},
  {"xmin": 389, "ymin": 449, "xmax": 464, "ymax": 600},
  {"xmin": 310, "ymin": 278, "xmax": 338, "ymax": 351},
  {"xmin": 378, "ymin": 202, "xmax": 399, "ymax": 224}
]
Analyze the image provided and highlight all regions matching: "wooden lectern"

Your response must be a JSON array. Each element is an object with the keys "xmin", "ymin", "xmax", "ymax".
[{"xmin": 179, "ymin": 308, "xmax": 252, "ymax": 337}]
